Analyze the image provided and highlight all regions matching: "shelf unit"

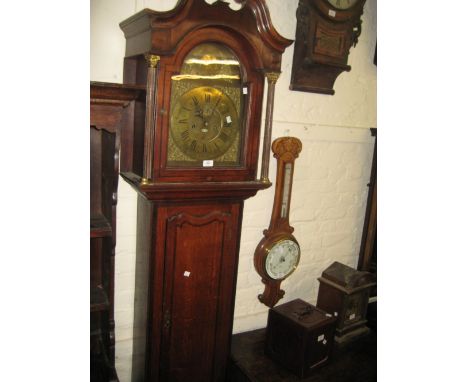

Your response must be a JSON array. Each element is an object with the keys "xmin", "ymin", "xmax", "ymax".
[{"xmin": 90, "ymin": 82, "xmax": 146, "ymax": 382}]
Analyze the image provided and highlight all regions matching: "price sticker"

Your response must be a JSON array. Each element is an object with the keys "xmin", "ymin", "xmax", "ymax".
[
  {"xmin": 184, "ymin": 271, "xmax": 191, "ymax": 277},
  {"xmin": 317, "ymin": 334, "xmax": 325, "ymax": 342},
  {"xmin": 243, "ymin": 87, "xmax": 248, "ymax": 94},
  {"xmin": 203, "ymin": 160, "xmax": 214, "ymax": 167},
  {"xmin": 328, "ymin": 9, "xmax": 336, "ymax": 17}
]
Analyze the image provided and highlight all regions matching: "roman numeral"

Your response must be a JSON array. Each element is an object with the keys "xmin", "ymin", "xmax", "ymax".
[
  {"xmin": 190, "ymin": 140, "xmax": 197, "ymax": 151},
  {"xmin": 192, "ymin": 96, "xmax": 199, "ymax": 107},
  {"xmin": 178, "ymin": 119, "xmax": 188, "ymax": 124},
  {"xmin": 202, "ymin": 144, "xmax": 207, "ymax": 153},
  {"xmin": 181, "ymin": 130, "xmax": 189, "ymax": 141},
  {"xmin": 205, "ymin": 93, "xmax": 211, "ymax": 103}
]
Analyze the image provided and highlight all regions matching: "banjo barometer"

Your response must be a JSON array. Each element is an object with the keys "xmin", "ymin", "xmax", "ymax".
[{"xmin": 254, "ymin": 137, "xmax": 302, "ymax": 307}]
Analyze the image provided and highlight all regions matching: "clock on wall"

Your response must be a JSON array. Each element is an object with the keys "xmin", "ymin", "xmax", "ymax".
[
  {"xmin": 290, "ymin": 0, "xmax": 367, "ymax": 95},
  {"xmin": 118, "ymin": 1, "xmax": 292, "ymax": 381},
  {"xmin": 254, "ymin": 137, "xmax": 302, "ymax": 308}
]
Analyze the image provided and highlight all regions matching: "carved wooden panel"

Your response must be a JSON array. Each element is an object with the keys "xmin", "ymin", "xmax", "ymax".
[
  {"xmin": 313, "ymin": 22, "xmax": 348, "ymax": 58},
  {"xmin": 135, "ymin": 202, "xmax": 242, "ymax": 382}
]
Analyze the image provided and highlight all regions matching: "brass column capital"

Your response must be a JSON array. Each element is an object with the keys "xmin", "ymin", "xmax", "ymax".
[
  {"xmin": 145, "ymin": 54, "xmax": 161, "ymax": 68},
  {"xmin": 265, "ymin": 71, "xmax": 281, "ymax": 84}
]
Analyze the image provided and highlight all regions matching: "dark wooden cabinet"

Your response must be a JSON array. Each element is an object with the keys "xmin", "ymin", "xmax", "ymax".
[
  {"xmin": 265, "ymin": 299, "xmax": 337, "ymax": 378},
  {"xmin": 90, "ymin": 82, "xmax": 145, "ymax": 382}
]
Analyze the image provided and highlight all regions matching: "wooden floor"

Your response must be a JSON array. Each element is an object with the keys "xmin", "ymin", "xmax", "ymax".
[{"xmin": 227, "ymin": 328, "xmax": 376, "ymax": 382}]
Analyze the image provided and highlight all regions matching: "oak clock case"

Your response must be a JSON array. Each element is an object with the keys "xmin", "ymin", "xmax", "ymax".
[
  {"xmin": 290, "ymin": 0, "xmax": 366, "ymax": 95},
  {"xmin": 254, "ymin": 137, "xmax": 302, "ymax": 308},
  {"xmin": 118, "ymin": 1, "xmax": 292, "ymax": 381}
]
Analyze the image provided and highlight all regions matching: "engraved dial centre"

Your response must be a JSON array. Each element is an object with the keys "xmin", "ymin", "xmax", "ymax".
[{"xmin": 170, "ymin": 86, "xmax": 239, "ymax": 160}]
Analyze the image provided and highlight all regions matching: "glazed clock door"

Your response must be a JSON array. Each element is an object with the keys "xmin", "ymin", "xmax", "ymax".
[
  {"xmin": 157, "ymin": 203, "xmax": 242, "ymax": 382},
  {"xmin": 167, "ymin": 43, "xmax": 245, "ymax": 169}
]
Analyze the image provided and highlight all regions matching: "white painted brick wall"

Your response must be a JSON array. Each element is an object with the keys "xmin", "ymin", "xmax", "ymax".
[{"xmin": 91, "ymin": 1, "xmax": 376, "ymax": 380}]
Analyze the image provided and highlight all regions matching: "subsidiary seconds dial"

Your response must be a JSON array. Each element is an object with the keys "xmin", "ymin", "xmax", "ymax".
[{"xmin": 170, "ymin": 86, "xmax": 239, "ymax": 161}]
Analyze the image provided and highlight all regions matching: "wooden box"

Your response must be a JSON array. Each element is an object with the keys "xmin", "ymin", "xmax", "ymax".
[
  {"xmin": 265, "ymin": 299, "xmax": 336, "ymax": 378},
  {"xmin": 316, "ymin": 262, "xmax": 376, "ymax": 343}
]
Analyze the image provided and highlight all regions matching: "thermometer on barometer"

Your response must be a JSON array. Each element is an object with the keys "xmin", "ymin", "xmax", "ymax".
[{"xmin": 281, "ymin": 163, "xmax": 292, "ymax": 218}]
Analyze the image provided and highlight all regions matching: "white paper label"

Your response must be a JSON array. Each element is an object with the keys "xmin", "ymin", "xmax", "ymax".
[
  {"xmin": 328, "ymin": 9, "xmax": 336, "ymax": 17},
  {"xmin": 243, "ymin": 87, "xmax": 248, "ymax": 94},
  {"xmin": 334, "ymin": 312, "xmax": 338, "ymax": 317},
  {"xmin": 203, "ymin": 160, "xmax": 214, "ymax": 167},
  {"xmin": 183, "ymin": 271, "xmax": 191, "ymax": 277},
  {"xmin": 349, "ymin": 313, "xmax": 356, "ymax": 320},
  {"xmin": 323, "ymin": 339, "xmax": 327, "ymax": 345},
  {"xmin": 226, "ymin": 115, "xmax": 232, "ymax": 123},
  {"xmin": 317, "ymin": 334, "xmax": 325, "ymax": 342}
]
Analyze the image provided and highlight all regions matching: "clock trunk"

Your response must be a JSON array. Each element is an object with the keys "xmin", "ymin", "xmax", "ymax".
[{"xmin": 132, "ymin": 198, "xmax": 243, "ymax": 382}]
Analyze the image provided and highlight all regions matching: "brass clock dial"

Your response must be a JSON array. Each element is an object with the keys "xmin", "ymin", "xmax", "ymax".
[
  {"xmin": 170, "ymin": 86, "xmax": 239, "ymax": 160},
  {"xmin": 254, "ymin": 137, "xmax": 302, "ymax": 307},
  {"xmin": 326, "ymin": 0, "xmax": 359, "ymax": 10},
  {"xmin": 167, "ymin": 42, "xmax": 244, "ymax": 167}
]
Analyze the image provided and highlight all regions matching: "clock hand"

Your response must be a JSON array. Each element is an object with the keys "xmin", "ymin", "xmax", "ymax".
[{"xmin": 194, "ymin": 106, "xmax": 204, "ymax": 120}]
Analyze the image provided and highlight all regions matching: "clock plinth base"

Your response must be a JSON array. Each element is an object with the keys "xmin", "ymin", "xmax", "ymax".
[{"xmin": 334, "ymin": 325, "xmax": 370, "ymax": 345}]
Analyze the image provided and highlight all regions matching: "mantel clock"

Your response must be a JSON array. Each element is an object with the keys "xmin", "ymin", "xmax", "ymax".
[
  {"xmin": 290, "ymin": 0, "xmax": 367, "ymax": 95},
  {"xmin": 117, "ymin": 1, "xmax": 292, "ymax": 381}
]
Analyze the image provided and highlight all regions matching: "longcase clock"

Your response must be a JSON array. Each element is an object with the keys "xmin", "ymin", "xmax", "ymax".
[{"xmin": 118, "ymin": 1, "xmax": 292, "ymax": 381}]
